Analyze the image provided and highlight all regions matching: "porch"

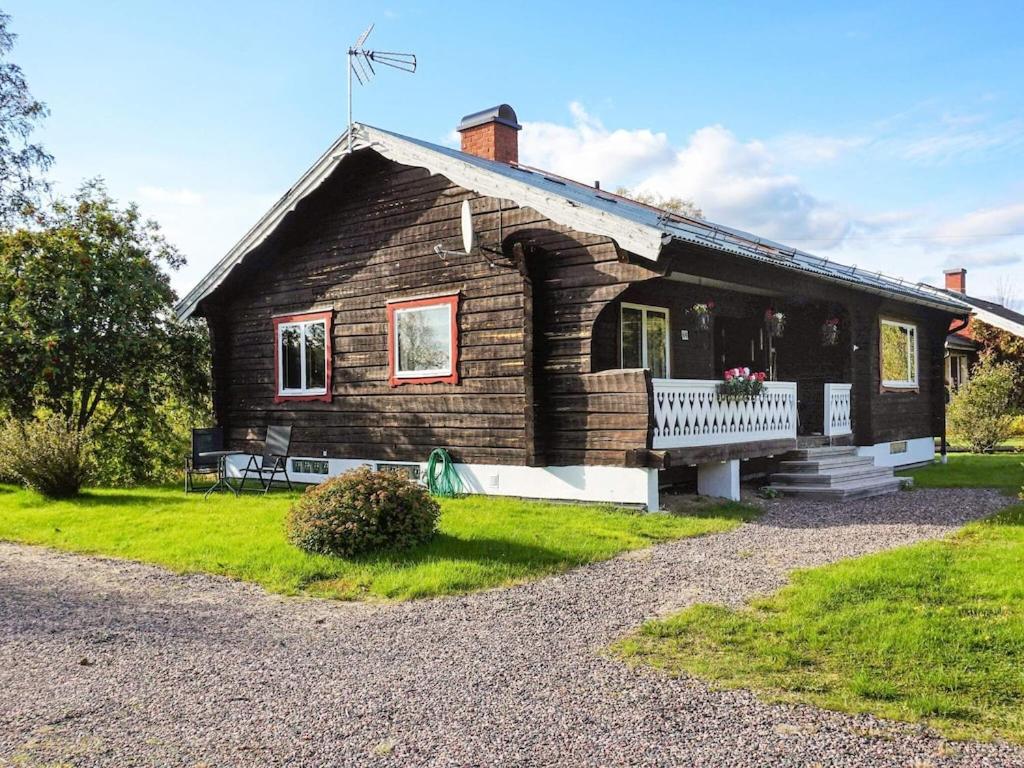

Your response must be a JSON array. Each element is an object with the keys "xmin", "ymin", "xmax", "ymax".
[
  {"xmin": 642, "ymin": 378, "xmax": 853, "ymax": 499},
  {"xmin": 593, "ymin": 275, "xmax": 867, "ymax": 500}
]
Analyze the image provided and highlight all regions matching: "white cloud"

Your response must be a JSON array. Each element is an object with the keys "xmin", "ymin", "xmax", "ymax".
[
  {"xmin": 137, "ymin": 185, "xmax": 205, "ymax": 206},
  {"xmin": 519, "ymin": 102, "xmax": 674, "ymax": 186},
  {"xmin": 520, "ymin": 104, "xmax": 853, "ymax": 246},
  {"xmin": 935, "ymin": 201, "xmax": 1024, "ymax": 241}
]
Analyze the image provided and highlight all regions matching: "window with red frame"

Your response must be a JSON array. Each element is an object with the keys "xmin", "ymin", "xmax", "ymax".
[
  {"xmin": 274, "ymin": 311, "xmax": 332, "ymax": 402},
  {"xmin": 387, "ymin": 294, "xmax": 459, "ymax": 386}
]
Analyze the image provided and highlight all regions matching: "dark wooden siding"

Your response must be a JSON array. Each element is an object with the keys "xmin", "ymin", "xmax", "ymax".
[{"xmin": 201, "ymin": 151, "xmax": 657, "ymax": 467}]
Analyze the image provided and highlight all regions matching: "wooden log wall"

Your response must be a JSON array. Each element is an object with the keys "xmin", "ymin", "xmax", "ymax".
[{"xmin": 200, "ymin": 151, "xmax": 657, "ymax": 468}]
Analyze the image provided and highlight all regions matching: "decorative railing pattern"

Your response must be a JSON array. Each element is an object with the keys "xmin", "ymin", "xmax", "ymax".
[
  {"xmin": 651, "ymin": 378, "xmax": 798, "ymax": 450},
  {"xmin": 824, "ymin": 383, "xmax": 853, "ymax": 437}
]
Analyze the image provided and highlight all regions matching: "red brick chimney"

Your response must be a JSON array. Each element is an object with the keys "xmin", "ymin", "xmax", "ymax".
[
  {"xmin": 457, "ymin": 104, "xmax": 521, "ymax": 164},
  {"xmin": 944, "ymin": 268, "xmax": 967, "ymax": 294}
]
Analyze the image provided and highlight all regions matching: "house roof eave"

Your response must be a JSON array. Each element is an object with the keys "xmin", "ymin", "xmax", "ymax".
[{"xmin": 177, "ymin": 122, "xmax": 969, "ymax": 319}]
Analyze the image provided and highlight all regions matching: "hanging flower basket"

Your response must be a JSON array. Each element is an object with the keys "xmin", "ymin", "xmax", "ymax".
[
  {"xmin": 690, "ymin": 300, "xmax": 715, "ymax": 332},
  {"xmin": 765, "ymin": 309, "xmax": 786, "ymax": 338},
  {"xmin": 718, "ymin": 367, "xmax": 766, "ymax": 401},
  {"xmin": 821, "ymin": 317, "xmax": 840, "ymax": 346}
]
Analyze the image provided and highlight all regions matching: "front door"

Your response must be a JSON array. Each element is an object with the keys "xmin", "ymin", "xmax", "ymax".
[{"xmin": 715, "ymin": 316, "xmax": 766, "ymax": 376}]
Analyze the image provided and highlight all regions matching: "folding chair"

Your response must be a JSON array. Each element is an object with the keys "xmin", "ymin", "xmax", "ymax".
[{"xmin": 239, "ymin": 425, "xmax": 293, "ymax": 494}]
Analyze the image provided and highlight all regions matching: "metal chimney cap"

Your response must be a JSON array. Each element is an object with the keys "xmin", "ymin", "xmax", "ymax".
[{"xmin": 457, "ymin": 104, "xmax": 521, "ymax": 132}]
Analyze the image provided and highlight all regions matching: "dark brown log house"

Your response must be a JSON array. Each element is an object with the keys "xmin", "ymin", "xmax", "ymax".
[{"xmin": 176, "ymin": 105, "xmax": 969, "ymax": 509}]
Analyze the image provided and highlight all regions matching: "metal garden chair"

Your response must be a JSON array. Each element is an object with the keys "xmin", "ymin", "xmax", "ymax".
[
  {"xmin": 239, "ymin": 425, "xmax": 294, "ymax": 494},
  {"xmin": 185, "ymin": 427, "xmax": 223, "ymax": 493}
]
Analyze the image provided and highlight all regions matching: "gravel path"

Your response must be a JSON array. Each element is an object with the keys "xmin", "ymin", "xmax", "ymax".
[{"xmin": 1, "ymin": 488, "xmax": 1022, "ymax": 767}]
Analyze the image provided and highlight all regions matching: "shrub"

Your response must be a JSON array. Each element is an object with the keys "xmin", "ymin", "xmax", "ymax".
[
  {"xmin": 947, "ymin": 358, "xmax": 1018, "ymax": 453},
  {"xmin": 1010, "ymin": 414, "xmax": 1024, "ymax": 437},
  {"xmin": 0, "ymin": 416, "xmax": 94, "ymax": 497},
  {"xmin": 286, "ymin": 467, "xmax": 440, "ymax": 557}
]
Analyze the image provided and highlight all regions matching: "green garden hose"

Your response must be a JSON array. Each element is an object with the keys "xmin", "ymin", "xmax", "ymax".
[{"xmin": 426, "ymin": 448, "xmax": 463, "ymax": 497}]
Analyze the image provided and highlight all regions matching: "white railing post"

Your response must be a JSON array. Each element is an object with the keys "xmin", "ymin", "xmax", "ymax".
[
  {"xmin": 823, "ymin": 383, "xmax": 853, "ymax": 437},
  {"xmin": 651, "ymin": 379, "xmax": 798, "ymax": 450}
]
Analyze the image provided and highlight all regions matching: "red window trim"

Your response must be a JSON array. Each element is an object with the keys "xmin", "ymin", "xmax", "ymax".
[
  {"xmin": 273, "ymin": 310, "xmax": 333, "ymax": 403},
  {"xmin": 387, "ymin": 294, "xmax": 460, "ymax": 386}
]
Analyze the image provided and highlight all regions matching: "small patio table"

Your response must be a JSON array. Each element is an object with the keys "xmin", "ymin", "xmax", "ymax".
[{"xmin": 198, "ymin": 450, "xmax": 246, "ymax": 498}]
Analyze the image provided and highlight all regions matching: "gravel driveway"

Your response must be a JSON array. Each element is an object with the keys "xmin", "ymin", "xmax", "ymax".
[{"xmin": 2, "ymin": 488, "xmax": 1022, "ymax": 767}]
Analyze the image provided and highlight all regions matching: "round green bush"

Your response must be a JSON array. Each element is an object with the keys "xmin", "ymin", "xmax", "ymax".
[{"xmin": 286, "ymin": 467, "xmax": 440, "ymax": 557}]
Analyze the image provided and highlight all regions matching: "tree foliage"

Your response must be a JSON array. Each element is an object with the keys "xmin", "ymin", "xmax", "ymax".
[
  {"xmin": 969, "ymin": 318, "xmax": 1024, "ymax": 408},
  {"xmin": 947, "ymin": 357, "xmax": 1018, "ymax": 453},
  {"xmin": 614, "ymin": 187, "xmax": 704, "ymax": 219},
  {"xmin": 0, "ymin": 12, "xmax": 51, "ymax": 226},
  {"xmin": 0, "ymin": 180, "xmax": 210, "ymax": 484}
]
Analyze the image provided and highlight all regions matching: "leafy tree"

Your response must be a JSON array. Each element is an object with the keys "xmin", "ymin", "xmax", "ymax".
[
  {"xmin": 0, "ymin": 12, "xmax": 51, "ymax": 225},
  {"xmin": 0, "ymin": 180, "xmax": 210, "ymax": 484},
  {"xmin": 947, "ymin": 358, "xmax": 1018, "ymax": 453},
  {"xmin": 969, "ymin": 318, "xmax": 1024, "ymax": 407},
  {"xmin": 614, "ymin": 187, "xmax": 704, "ymax": 219}
]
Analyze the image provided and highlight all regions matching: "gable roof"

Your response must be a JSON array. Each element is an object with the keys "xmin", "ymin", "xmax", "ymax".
[
  {"xmin": 176, "ymin": 123, "xmax": 970, "ymax": 319},
  {"xmin": 932, "ymin": 288, "xmax": 1024, "ymax": 338}
]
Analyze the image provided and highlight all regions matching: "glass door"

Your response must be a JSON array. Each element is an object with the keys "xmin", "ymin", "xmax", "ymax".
[{"xmin": 620, "ymin": 303, "xmax": 670, "ymax": 378}]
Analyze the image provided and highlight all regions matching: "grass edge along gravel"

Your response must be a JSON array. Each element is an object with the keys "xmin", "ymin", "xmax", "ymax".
[
  {"xmin": 0, "ymin": 484, "xmax": 757, "ymax": 602},
  {"xmin": 617, "ymin": 457, "xmax": 1024, "ymax": 744}
]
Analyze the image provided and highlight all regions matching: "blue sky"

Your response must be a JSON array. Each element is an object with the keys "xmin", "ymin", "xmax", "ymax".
[{"xmin": 7, "ymin": 1, "xmax": 1024, "ymax": 301}]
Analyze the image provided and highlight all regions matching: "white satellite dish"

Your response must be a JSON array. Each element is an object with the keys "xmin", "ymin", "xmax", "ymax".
[{"xmin": 461, "ymin": 200, "xmax": 475, "ymax": 253}]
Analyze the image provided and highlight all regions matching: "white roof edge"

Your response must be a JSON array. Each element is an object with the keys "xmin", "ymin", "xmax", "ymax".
[
  {"xmin": 971, "ymin": 306, "xmax": 1024, "ymax": 338},
  {"xmin": 361, "ymin": 125, "xmax": 667, "ymax": 259},
  {"xmin": 175, "ymin": 123, "xmax": 665, "ymax": 319}
]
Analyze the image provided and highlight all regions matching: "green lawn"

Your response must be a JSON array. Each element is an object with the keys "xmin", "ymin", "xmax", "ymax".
[
  {"xmin": 617, "ymin": 455, "xmax": 1024, "ymax": 743},
  {"xmin": 900, "ymin": 452, "xmax": 1022, "ymax": 494},
  {"xmin": 0, "ymin": 484, "xmax": 754, "ymax": 601}
]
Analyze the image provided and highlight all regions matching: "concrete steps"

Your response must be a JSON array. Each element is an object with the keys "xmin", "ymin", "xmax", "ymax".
[{"xmin": 768, "ymin": 446, "xmax": 909, "ymax": 501}]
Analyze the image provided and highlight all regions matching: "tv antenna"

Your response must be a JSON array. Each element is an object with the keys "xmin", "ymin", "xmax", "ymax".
[{"xmin": 347, "ymin": 24, "xmax": 417, "ymax": 152}]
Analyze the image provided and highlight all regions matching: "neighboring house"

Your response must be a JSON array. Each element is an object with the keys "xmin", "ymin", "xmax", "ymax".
[
  {"xmin": 933, "ymin": 268, "xmax": 1024, "ymax": 388},
  {"xmin": 176, "ymin": 105, "xmax": 969, "ymax": 510}
]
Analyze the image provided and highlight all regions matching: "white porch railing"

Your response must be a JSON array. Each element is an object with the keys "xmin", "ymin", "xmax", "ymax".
[
  {"xmin": 651, "ymin": 378, "xmax": 798, "ymax": 450},
  {"xmin": 824, "ymin": 383, "xmax": 853, "ymax": 437}
]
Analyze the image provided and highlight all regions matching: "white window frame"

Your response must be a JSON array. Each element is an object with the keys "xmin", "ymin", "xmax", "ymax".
[
  {"xmin": 946, "ymin": 352, "xmax": 969, "ymax": 389},
  {"xmin": 277, "ymin": 318, "xmax": 329, "ymax": 396},
  {"xmin": 620, "ymin": 302, "xmax": 671, "ymax": 377},
  {"xmin": 393, "ymin": 303, "xmax": 454, "ymax": 379},
  {"xmin": 880, "ymin": 319, "xmax": 918, "ymax": 389}
]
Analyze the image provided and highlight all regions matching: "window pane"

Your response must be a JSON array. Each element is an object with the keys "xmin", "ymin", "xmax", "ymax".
[
  {"xmin": 281, "ymin": 326, "xmax": 302, "ymax": 390},
  {"xmin": 621, "ymin": 307, "xmax": 643, "ymax": 368},
  {"xmin": 305, "ymin": 322, "xmax": 326, "ymax": 390},
  {"xmin": 646, "ymin": 310, "xmax": 668, "ymax": 378},
  {"xmin": 881, "ymin": 323, "xmax": 912, "ymax": 382},
  {"xmin": 398, "ymin": 306, "xmax": 451, "ymax": 373}
]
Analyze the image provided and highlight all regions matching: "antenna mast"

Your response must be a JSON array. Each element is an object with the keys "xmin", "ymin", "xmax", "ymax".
[{"xmin": 347, "ymin": 24, "xmax": 417, "ymax": 152}]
